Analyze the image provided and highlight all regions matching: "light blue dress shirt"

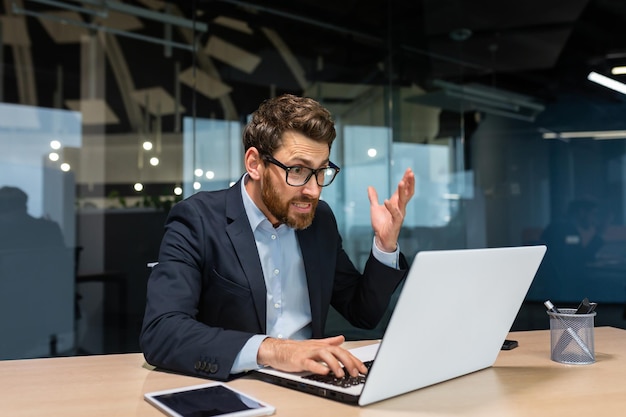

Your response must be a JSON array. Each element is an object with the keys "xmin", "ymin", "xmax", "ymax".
[{"xmin": 230, "ymin": 176, "xmax": 399, "ymax": 373}]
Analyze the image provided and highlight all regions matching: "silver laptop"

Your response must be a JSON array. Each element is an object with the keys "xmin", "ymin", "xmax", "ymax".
[{"xmin": 254, "ymin": 245, "xmax": 547, "ymax": 406}]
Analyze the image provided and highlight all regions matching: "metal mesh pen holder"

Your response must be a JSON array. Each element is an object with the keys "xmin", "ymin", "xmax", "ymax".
[{"xmin": 547, "ymin": 308, "xmax": 596, "ymax": 365}]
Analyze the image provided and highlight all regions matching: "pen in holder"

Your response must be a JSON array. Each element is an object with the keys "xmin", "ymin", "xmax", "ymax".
[{"xmin": 546, "ymin": 304, "xmax": 596, "ymax": 365}]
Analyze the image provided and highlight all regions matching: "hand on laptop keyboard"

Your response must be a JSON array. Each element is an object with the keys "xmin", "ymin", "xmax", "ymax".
[
  {"xmin": 257, "ymin": 335, "xmax": 369, "ymax": 378},
  {"xmin": 301, "ymin": 360, "xmax": 373, "ymax": 388}
]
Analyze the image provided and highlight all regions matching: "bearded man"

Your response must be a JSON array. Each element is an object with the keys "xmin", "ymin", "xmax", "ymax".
[{"xmin": 141, "ymin": 94, "xmax": 415, "ymax": 381}]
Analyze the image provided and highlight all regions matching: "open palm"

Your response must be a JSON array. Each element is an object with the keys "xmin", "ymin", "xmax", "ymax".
[{"xmin": 367, "ymin": 168, "xmax": 415, "ymax": 253}]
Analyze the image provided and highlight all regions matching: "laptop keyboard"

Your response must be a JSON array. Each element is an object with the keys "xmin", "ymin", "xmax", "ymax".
[{"xmin": 301, "ymin": 360, "xmax": 373, "ymax": 388}]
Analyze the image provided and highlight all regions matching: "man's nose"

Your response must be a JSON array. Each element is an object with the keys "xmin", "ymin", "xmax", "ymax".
[{"xmin": 301, "ymin": 177, "xmax": 322, "ymax": 198}]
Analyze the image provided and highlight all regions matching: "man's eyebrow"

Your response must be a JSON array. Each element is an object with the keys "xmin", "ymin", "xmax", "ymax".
[{"xmin": 289, "ymin": 156, "xmax": 330, "ymax": 168}]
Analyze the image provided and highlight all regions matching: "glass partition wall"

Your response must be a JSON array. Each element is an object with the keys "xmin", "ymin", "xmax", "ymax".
[{"xmin": 2, "ymin": 0, "xmax": 626, "ymax": 360}]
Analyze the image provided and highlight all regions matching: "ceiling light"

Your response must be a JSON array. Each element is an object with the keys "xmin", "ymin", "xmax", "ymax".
[
  {"xmin": 611, "ymin": 66, "xmax": 626, "ymax": 75},
  {"xmin": 587, "ymin": 71, "xmax": 626, "ymax": 94},
  {"xmin": 542, "ymin": 130, "xmax": 626, "ymax": 140}
]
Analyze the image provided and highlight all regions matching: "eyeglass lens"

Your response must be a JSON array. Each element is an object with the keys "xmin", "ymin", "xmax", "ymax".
[{"xmin": 287, "ymin": 166, "xmax": 337, "ymax": 186}]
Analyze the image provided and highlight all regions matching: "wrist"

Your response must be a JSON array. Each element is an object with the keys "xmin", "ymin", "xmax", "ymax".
[
  {"xmin": 257, "ymin": 337, "xmax": 278, "ymax": 366},
  {"xmin": 375, "ymin": 236, "xmax": 397, "ymax": 253}
]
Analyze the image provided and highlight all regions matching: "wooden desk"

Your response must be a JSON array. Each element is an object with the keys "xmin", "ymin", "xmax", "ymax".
[{"xmin": 1, "ymin": 327, "xmax": 624, "ymax": 416}]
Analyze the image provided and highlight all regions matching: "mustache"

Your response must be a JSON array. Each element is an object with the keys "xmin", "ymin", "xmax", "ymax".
[{"xmin": 289, "ymin": 197, "xmax": 318, "ymax": 204}]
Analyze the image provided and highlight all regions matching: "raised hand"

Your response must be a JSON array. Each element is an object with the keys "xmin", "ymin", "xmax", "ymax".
[{"xmin": 367, "ymin": 168, "xmax": 415, "ymax": 252}]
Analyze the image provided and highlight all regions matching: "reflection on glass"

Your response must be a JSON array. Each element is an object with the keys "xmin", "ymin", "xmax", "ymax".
[
  {"xmin": 0, "ymin": 104, "xmax": 80, "ymax": 360},
  {"xmin": 183, "ymin": 117, "xmax": 242, "ymax": 197}
]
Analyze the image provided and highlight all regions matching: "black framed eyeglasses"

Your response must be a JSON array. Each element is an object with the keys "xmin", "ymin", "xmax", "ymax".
[{"xmin": 262, "ymin": 154, "xmax": 340, "ymax": 187}]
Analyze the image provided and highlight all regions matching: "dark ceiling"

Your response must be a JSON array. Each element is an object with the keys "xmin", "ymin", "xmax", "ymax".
[
  {"xmin": 192, "ymin": 0, "xmax": 626, "ymax": 102},
  {"xmin": 3, "ymin": 0, "xmax": 626, "ymax": 131}
]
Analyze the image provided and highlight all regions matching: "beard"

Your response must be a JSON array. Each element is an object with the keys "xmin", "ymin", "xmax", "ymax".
[{"xmin": 261, "ymin": 170, "xmax": 318, "ymax": 230}]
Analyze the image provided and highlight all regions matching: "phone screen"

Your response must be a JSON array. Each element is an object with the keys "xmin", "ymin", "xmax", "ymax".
[{"xmin": 151, "ymin": 384, "xmax": 269, "ymax": 417}]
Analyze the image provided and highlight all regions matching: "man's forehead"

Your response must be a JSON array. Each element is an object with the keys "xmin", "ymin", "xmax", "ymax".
[{"xmin": 277, "ymin": 131, "xmax": 330, "ymax": 161}]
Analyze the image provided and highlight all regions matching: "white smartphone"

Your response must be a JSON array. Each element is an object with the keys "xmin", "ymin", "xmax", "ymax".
[{"xmin": 144, "ymin": 382, "xmax": 276, "ymax": 417}]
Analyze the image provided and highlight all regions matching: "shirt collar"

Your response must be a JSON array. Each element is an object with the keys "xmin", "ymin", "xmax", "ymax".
[{"xmin": 241, "ymin": 173, "xmax": 275, "ymax": 232}]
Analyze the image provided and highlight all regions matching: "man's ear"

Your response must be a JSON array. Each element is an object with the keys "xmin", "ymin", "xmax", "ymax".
[{"xmin": 244, "ymin": 147, "xmax": 263, "ymax": 181}]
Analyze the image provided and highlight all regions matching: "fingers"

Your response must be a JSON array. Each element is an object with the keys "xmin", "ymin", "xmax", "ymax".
[
  {"xmin": 397, "ymin": 168, "xmax": 415, "ymax": 208},
  {"xmin": 303, "ymin": 357, "xmax": 335, "ymax": 375},
  {"xmin": 318, "ymin": 347, "xmax": 366, "ymax": 378},
  {"xmin": 370, "ymin": 168, "xmax": 415, "ymax": 212},
  {"xmin": 323, "ymin": 334, "xmax": 346, "ymax": 346},
  {"xmin": 384, "ymin": 197, "xmax": 403, "ymax": 222},
  {"xmin": 258, "ymin": 336, "xmax": 367, "ymax": 378},
  {"xmin": 367, "ymin": 186, "xmax": 379, "ymax": 208},
  {"xmin": 367, "ymin": 168, "xmax": 415, "ymax": 210},
  {"xmin": 310, "ymin": 335, "xmax": 365, "ymax": 377}
]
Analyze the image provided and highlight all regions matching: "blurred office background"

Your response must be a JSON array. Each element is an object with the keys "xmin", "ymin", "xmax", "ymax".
[{"xmin": 1, "ymin": 0, "xmax": 626, "ymax": 359}]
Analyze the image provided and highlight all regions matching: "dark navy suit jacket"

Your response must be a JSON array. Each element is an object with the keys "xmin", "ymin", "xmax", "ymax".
[{"xmin": 140, "ymin": 178, "xmax": 407, "ymax": 380}]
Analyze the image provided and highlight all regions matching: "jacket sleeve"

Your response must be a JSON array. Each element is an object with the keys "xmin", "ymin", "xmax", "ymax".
[
  {"xmin": 316, "ymin": 202, "xmax": 408, "ymax": 330},
  {"xmin": 332, "ymin": 246, "xmax": 408, "ymax": 329}
]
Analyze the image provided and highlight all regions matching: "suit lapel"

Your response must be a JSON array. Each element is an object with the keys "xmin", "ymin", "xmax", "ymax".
[{"xmin": 225, "ymin": 180, "xmax": 267, "ymax": 333}]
